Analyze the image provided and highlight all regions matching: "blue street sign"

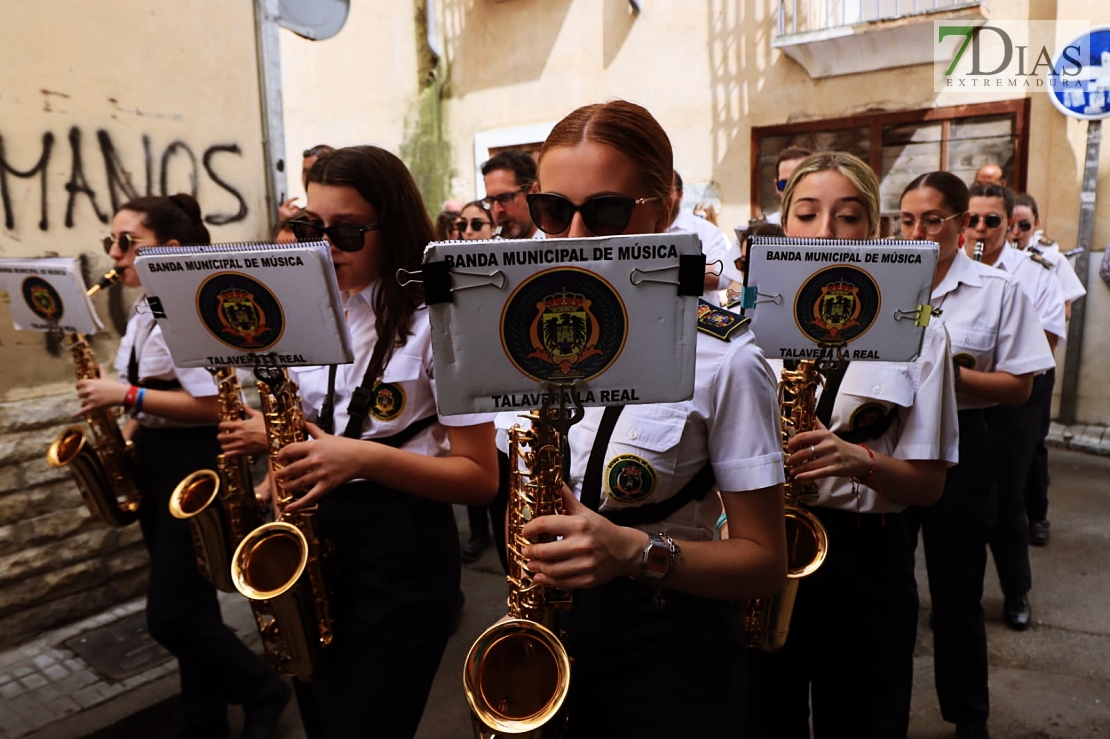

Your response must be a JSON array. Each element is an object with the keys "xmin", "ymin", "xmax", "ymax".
[{"xmin": 1049, "ymin": 25, "xmax": 1110, "ymax": 120}]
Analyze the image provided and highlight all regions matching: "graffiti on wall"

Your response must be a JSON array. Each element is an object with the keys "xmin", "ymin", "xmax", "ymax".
[{"xmin": 0, "ymin": 126, "xmax": 250, "ymax": 233}]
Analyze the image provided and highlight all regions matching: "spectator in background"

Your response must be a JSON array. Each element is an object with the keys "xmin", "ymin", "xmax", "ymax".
[
  {"xmin": 693, "ymin": 201, "xmax": 721, "ymax": 227},
  {"xmin": 764, "ymin": 146, "xmax": 812, "ymax": 225},
  {"xmin": 271, "ymin": 209, "xmax": 304, "ymax": 244},
  {"xmin": 456, "ymin": 201, "xmax": 495, "ymax": 241},
  {"xmin": 279, "ymin": 144, "xmax": 336, "ymax": 222},
  {"xmin": 435, "ymin": 208, "xmax": 461, "ymax": 241},
  {"xmin": 481, "ymin": 151, "xmax": 538, "ymax": 240},
  {"xmin": 973, "ymin": 163, "xmax": 1007, "ymax": 188}
]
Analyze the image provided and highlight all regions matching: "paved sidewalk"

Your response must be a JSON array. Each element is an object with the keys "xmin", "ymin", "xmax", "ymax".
[
  {"xmin": 4, "ymin": 449, "xmax": 1109, "ymax": 739},
  {"xmin": 1048, "ymin": 422, "xmax": 1110, "ymax": 455}
]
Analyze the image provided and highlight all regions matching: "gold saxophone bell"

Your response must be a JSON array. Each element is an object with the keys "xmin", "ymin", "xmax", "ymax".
[
  {"xmin": 46, "ymin": 269, "xmax": 141, "ymax": 528},
  {"xmin": 463, "ymin": 411, "xmax": 573, "ymax": 738},
  {"xmin": 170, "ymin": 470, "xmax": 235, "ymax": 592}
]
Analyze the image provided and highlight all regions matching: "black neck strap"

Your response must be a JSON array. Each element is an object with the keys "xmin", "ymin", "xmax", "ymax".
[
  {"xmin": 580, "ymin": 405, "xmax": 625, "ymax": 512},
  {"xmin": 815, "ymin": 361, "xmax": 851, "ymax": 427},
  {"xmin": 318, "ymin": 365, "xmax": 338, "ymax": 435}
]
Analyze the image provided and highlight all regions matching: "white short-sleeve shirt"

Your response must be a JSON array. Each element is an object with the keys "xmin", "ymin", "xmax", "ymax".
[
  {"xmin": 560, "ymin": 326, "xmax": 784, "ymax": 542},
  {"xmin": 113, "ymin": 298, "xmax": 218, "ymax": 428},
  {"xmin": 765, "ymin": 320, "xmax": 959, "ymax": 514},
  {"xmin": 1026, "ymin": 236, "xmax": 1086, "ymax": 303},
  {"xmin": 995, "ymin": 245, "xmax": 1067, "ymax": 342},
  {"xmin": 930, "ymin": 249, "xmax": 1056, "ymax": 411},
  {"xmin": 290, "ymin": 282, "xmax": 491, "ymax": 458}
]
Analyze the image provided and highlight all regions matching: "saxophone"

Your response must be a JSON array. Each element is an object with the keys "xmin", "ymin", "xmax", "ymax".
[
  {"xmin": 463, "ymin": 411, "xmax": 572, "ymax": 738},
  {"xmin": 46, "ymin": 269, "xmax": 142, "ymax": 527},
  {"xmin": 973, "ymin": 239, "xmax": 985, "ymax": 261},
  {"xmin": 740, "ymin": 360, "xmax": 829, "ymax": 651},
  {"xmin": 230, "ymin": 367, "xmax": 333, "ymax": 682},
  {"xmin": 169, "ymin": 368, "xmax": 265, "ymax": 592}
]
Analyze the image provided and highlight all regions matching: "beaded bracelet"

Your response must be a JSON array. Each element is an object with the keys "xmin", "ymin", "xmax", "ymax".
[
  {"xmin": 851, "ymin": 444, "xmax": 885, "ymax": 521},
  {"xmin": 122, "ymin": 385, "xmax": 139, "ymax": 411}
]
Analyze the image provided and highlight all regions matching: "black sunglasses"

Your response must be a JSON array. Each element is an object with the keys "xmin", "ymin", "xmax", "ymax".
[
  {"xmin": 455, "ymin": 218, "xmax": 491, "ymax": 232},
  {"xmin": 968, "ymin": 213, "xmax": 1003, "ymax": 229},
  {"xmin": 527, "ymin": 193, "xmax": 659, "ymax": 236},
  {"xmin": 288, "ymin": 219, "xmax": 380, "ymax": 252},
  {"xmin": 482, "ymin": 186, "xmax": 528, "ymax": 208},
  {"xmin": 102, "ymin": 233, "xmax": 144, "ymax": 255},
  {"xmin": 1015, "ymin": 220, "xmax": 1034, "ymax": 232}
]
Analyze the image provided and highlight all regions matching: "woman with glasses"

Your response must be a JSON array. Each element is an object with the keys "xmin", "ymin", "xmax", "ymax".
[
  {"xmin": 744, "ymin": 153, "xmax": 958, "ymax": 739},
  {"xmin": 899, "ymin": 173, "xmax": 1054, "ymax": 739},
  {"xmin": 221, "ymin": 146, "xmax": 498, "ymax": 739},
  {"xmin": 456, "ymin": 200, "xmax": 496, "ymax": 241},
  {"xmin": 511, "ymin": 100, "xmax": 787, "ymax": 737},
  {"xmin": 73, "ymin": 195, "xmax": 291, "ymax": 739}
]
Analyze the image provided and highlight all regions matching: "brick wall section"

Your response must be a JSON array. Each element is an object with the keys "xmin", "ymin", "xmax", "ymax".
[{"xmin": 0, "ymin": 393, "xmax": 148, "ymax": 650}]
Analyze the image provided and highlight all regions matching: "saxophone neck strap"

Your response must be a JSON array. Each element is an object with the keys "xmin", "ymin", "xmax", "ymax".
[
  {"xmin": 319, "ymin": 364, "xmax": 338, "ymax": 435},
  {"xmin": 815, "ymin": 360, "xmax": 850, "ymax": 428},
  {"xmin": 580, "ymin": 404, "xmax": 626, "ymax": 512},
  {"xmin": 371, "ymin": 414, "xmax": 439, "ymax": 449}
]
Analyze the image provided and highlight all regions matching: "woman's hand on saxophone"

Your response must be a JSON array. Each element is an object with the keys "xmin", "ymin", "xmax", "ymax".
[
  {"xmin": 274, "ymin": 422, "xmax": 365, "ymax": 510},
  {"xmin": 219, "ymin": 406, "xmax": 268, "ymax": 457},
  {"xmin": 785, "ymin": 420, "xmax": 872, "ymax": 482},
  {"xmin": 74, "ymin": 376, "xmax": 130, "ymax": 416},
  {"xmin": 520, "ymin": 484, "xmax": 647, "ymax": 590}
]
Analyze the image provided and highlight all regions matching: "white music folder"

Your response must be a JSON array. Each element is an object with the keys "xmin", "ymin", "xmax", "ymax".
[{"xmin": 134, "ymin": 241, "xmax": 352, "ymax": 368}]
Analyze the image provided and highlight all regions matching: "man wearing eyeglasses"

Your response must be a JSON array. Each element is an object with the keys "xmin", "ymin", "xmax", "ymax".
[{"xmin": 481, "ymin": 151, "xmax": 538, "ymax": 240}]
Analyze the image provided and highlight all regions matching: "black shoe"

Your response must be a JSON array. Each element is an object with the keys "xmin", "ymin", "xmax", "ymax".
[
  {"xmin": 1029, "ymin": 519, "xmax": 1050, "ymax": 546},
  {"xmin": 1003, "ymin": 594, "xmax": 1032, "ymax": 631},
  {"xmin": 461, "ymin": 533, "xmax": 490, "ymax": 563},
  {"xmin": 240, "ymin": 679, "xmax": 292, "ymax": 739},
  {"xmin": 956, "ymin": 720, "xmax": 990, "ymax": 739}
]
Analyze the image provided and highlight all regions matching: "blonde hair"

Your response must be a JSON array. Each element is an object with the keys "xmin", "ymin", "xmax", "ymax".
[
  {"xmin": 781, "ymin": 152, "xmax": 881, "ymax": 239},
  {"xmin": 693, "ymin": 201, "xmax": 719, "ymax": 227}
]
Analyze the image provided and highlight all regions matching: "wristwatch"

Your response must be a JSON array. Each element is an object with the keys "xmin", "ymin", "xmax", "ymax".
[{"xmin": 640, "ymin": 533, "xmax": 673, "ymax": 581}]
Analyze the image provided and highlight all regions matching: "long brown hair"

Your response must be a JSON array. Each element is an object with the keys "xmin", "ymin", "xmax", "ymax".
[
  {"xmin": 118, "ymin": 194, "xmax": 210, "ymax": 245},
  {"xmin": 306, "ymin": 146, "xmax": 431, "ymax": 387},
  {"xmin": 538, "ymin": 100, "xmax": 674, "ymax": 227}
]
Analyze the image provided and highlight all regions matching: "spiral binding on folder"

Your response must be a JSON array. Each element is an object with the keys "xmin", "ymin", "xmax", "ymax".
[{"xmin": 137, "ymin": 240, "xmax": 329, "ymax": 256}]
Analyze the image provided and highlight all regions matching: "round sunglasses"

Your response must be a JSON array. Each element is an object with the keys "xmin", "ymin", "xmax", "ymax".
[
  {"xmin": 967, "ymin": 213, "xmax": 1004, "ymax": 229},
  {"xmin": 288, "ymin": 219, "xmax": 380, "ymax": 252},
  {"xmin": 1014, "ymin": 220, "xmax": 1034, "ymax": 232},
  {"xmin": 526, "ymin": 193, "xmax": 659, "ymax": 236},
  {"xmin": 102, "ymin": 233, "xmax": 147, "ymax": 254},
  {"xmin": 455, "ymin": 218, "xmax": 492, "ymax": 233}
]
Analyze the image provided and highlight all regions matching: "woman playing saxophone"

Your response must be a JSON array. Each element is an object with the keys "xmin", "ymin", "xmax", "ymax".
[
  {"xmin": 70, "ymin": 194, "xmax": 290, "ymax": 739},
  {"xmin": 219, "ymin": 145, "xmax": 498, "ymax": 739},
  {"xmin": 744, "ymin": 153, "xmax": 960, "ymax": 739},
  {"xmin": 506, "ymin": 100, "xmax": 788, "ymax": 738}
]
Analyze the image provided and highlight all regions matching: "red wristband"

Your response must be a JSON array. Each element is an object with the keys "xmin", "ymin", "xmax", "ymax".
[
  {"xmin": 123, "ymin": 385, "xmax": 139, "ymax": 410},
  {"xmin": 856, "ymin": 444, "xmax": 879, "ymax": 486}
]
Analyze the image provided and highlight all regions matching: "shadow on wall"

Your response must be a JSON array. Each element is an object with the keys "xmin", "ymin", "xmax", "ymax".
[
  {"xmin": 603, "ymin": 0, "xmax": 637, "ymax": 69},
  {"xmin": 441, "ymin": 0, "xmax": 574, "ymax": 96}
]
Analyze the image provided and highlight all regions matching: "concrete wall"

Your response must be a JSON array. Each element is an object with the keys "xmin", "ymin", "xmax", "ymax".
[{"xmin": 0, "ymin": 0, "xmax": 269, "ymax": 647}]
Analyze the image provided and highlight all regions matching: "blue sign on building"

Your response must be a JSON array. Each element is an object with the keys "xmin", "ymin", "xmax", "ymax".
[{"xmin": 1050, "ymin": 26, "xmax": 1110, "ymax": 121}]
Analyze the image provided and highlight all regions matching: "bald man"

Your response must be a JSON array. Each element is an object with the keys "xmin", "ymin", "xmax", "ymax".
[{"xmin": 973, "ymin": 163, "xmax": 1007, "ymax": 187}]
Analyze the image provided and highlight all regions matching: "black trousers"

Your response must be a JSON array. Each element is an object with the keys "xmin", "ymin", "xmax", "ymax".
[
  {"xmin": 1024, "ymin": 368, "xmax": 1055, "ymax": 524},
  {"xmin": 905, "ymin": 409, "xmax": 995, "ymax": 727},
  {"xmin": 135, "ymin": 426, "xmax": 280, "ymax": 739},
  {"xmin": 559, "ymin": 577, "xmax": 746, "ymax": 738},
  {"xmin": 745, "ymin": 507, "xmax": 919, "ymax": 739},
  {"xmin": 293, "ymin": 480, "xmax": 460, "ymax": 739},
  {"xmin": 986, "ymin": 370, "xmax": 1053, "ymax": 598}
]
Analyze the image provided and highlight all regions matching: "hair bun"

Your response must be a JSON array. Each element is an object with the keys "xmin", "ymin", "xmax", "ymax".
[{"xmin": 168, "ymin": 193, "xmax": 204, "ymax": 223}]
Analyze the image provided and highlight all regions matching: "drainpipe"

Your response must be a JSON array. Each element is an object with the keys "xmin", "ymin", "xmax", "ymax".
[{"xmin": 254, "ymin": 0, "xmax": 288, "ymax": 228}]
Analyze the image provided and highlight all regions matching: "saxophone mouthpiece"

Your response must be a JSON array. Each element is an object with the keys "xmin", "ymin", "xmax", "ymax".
[{"xmin": 86, "ymin": 268, "xmax": 123, "ymax": 298}]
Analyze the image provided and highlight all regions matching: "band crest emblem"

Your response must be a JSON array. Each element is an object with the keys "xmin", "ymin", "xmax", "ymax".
[
  {"xmin": 21, "ymin": 277, "xmax": 63, "ymax": 322},
  {"xmin": 605, "ymin": 454, "xmax": 657, "ymax": 504},
  {"xmin": 197, "ymin": 272, "xmax": 284, "ymax": 351},
  {"xmin": 850, "ymin": 402, "xmax": 887, "ymax": 431},
  {"xmin": 501, "ymin": 267, "xmax": 627, "ymax": 383},
  {"xmin": 696, "ymin": 299, "xmax": 748, "ymax": 340},
  {"xmin": 370, "ymin": 381, "xmax": 405, "ymax": 421},
  {"xmin": 794, "ymin": 265, "xmax": 880, "ymax": 345}
]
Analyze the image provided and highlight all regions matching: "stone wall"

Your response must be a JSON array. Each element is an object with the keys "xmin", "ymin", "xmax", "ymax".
[{"xmin": 0, "ymin": 392, "xmax": 147, "ymax": 650}]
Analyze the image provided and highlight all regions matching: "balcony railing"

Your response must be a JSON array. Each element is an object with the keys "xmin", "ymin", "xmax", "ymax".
[{"xmin": 776, "ymin": 0, "xmax": 985, "ymax": 37}]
